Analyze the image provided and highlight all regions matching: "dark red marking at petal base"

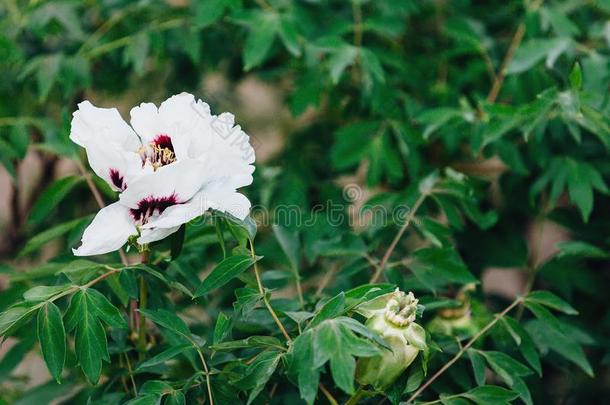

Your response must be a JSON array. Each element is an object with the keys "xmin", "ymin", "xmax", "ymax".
[
  {"xmin": 109, "ymin": 169, "xmax": 126, "ymax": 190},
  {"xmin": 153, "ymin": 134, "xmax": 174, "ymax": 152},
  {"xmin": 130, "ymin": 193, "xmax": 178, "ymax": 222}
]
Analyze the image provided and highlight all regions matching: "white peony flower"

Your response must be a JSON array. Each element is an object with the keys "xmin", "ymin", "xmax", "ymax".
[{"xmin": 70, "ymin": 92, "xmax": 255, "ymax": 256}]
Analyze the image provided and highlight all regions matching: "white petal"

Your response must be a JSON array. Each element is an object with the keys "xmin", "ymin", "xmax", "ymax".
[
  {"xmin": 137, "ymin": 226, "xmax": 180, "ymax": 244},
  {"xmin": 129, "ymin": 102, "xmax": 159, "ymax": 144},
  {"xmin": 143, "ymin": 187, "xmax": 251, "ymax": 230},
  {"xmin": 141, "ymin": 191, "xmax": 209, "ymax": 229},
  {"xmin": 73, "ymin": 202, "xmax": 136, "ymax": 256},
  {"xmin": 130, "ymin": 93, "xmax": 255, "ymax": 195},
  {"xmin": 82, "ymin": 136, "xmax": 143, "ymax": 191},
  {"xmin": 129, "ymin": 96, "xmax": 191, "ymax": 160},
  {"xmin": 186, "ymin": 98, "xmax": 256, "ymax": 189},
  {"xmin": 70, "ymin": 100, "xmax": 141, "ymax": 151},
  {"xmin": 203, "ymin": 189, "xmax": 251, "ymax": 220},
  {"xmin": 119, "ymin": 159, "xmax": 206, "ymax": 208}
]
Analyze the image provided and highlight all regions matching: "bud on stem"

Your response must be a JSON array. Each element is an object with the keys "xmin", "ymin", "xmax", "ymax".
[{"xmin": 355, "ymin": 289, "xmax": 427, "ymax": 390}]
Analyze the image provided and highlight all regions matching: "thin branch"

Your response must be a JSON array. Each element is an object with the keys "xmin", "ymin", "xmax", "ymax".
[
  {"xmin": 83, "ymin": 18, "xmax": 186, "ymax": 59},
  {"xmin": 345, "ymin": 385, "xmax": 367, "ymax": 405},
  {"xmin": 370, "ymin": 192, "xmax": 428, "ymax": 283},
  {"xmin": 406, "ymin": 297, "xmax": 524, "ymax": 403},
  {"xmin": 319, "ymin": 382, "xmax": 339, "ymax": 405},
  {"xmin": 486, "ymin": 0, "xmax": 544, "ymax": 103},
  {"xmin": 122, "ymin": 352, "xmax": 138, "ymax": 397},
  {"xmin": 76, "ymin": 3, "xmax": 141, "ymax": 55},
  {"xmin": 193, "ymin": 343, "xmax": 214, "ymax": 405},
  {"xmin": 137, "ymin": 251, "xmax": 149, "ymax": 359},
  {"xmin": 249, "ymin": 240, "xmax": 292, "ymax": 342}
]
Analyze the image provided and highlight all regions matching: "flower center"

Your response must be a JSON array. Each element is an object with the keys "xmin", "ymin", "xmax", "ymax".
[
  {"xmin": 384, "ymin": 290, "xmax": 418, "ymax": 327},
  {"xmin": 141, "ymin": 134, "xmax": 176, "ymax": 170},
  {"xmin": 130, "ymin": 193, "xmax": 178, "ymax": 224}
]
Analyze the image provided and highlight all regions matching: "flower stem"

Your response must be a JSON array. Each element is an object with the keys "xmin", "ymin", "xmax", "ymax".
[
  {"xmin": 405, "ymin": 297, "xmax": 524, "ymax": 403},
  {"xmin": 319, "ymin": 382, "xmax": 339, "ymax": 405},
  {"xmin": 249, "ymin": 239, "xmax": 292, "ymax": 342},
  {"xmin": 345, "ymin": 385, "xmax": 367, "ymax": 405},
  {"xmin": 137, "ymin": 250, "xmax": 149, "ymax": 359},
  {"xmin": 370, "ymin": 191, "xmax": 428, "ymax": 283}
]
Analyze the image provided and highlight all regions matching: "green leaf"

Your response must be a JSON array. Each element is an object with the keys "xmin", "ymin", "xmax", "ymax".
[
  {"xmin": 526, "ymin": 319, "xmax": 594, "ymax": 377},
  {"xmin": 330, "ymin": 121, "xmax": 378, "ymax": 169},
  {"xmin": 194, "ymin": 255, "xmax": 260, "ymax": 297},
  {"xmin": 556, "ymin": 241, "xmax": 609, "ymax": 258},
  {"xmin": 0, "ymin": 304, "xmax": 38, "ymax": 336},
  {"xmin": 243, "ymin": 12, "xmax": 278, "ymax": 70},
  {"xmin": 328, "ymin": 45, "xmax": 358, "ymax": 84},
  {"xmin": 216, "ymin": 212, "xmax": 257, "ymax": 246},
  {"xmin": 165, "ymin": 391, "xmax": 186, "ymax": 405},
  {"xmin": 507, "ymin": 38, "xmax": 571, "ymax": 74},
  {"xmin": 195, "ymin": 0, "xmax": 227, "ymax": 28},
  {"xmin": 526, "ymin": 290, "xmax": 578, "ymax": 315},
  {"xmin": 23, "ymin": 285, "xmax": 71, "ymax": 302},
  {"xmin": 136, "ymin": 344, "xmax": 192, "ymax": 370},
  {"xmin": 238, "ymin": 350, "xmax": 282, "ymax": 404},
  {"xmin": 408, "ymin": 248, "xmax": 476, "ymax": 291},
  {"xmin": 524, "ymin": 301, "xmax": 561, "ymax": 330},
  {"xmin": 87, "ymin": 288, "xmax": 128, "ymax": 329},
  {"xmin": 360, "ymin": 48, "xmax": 385, "ymax": 83},
  {"xmin": 37, "ymin": 302, "xmax": 66, "ymax": 383},
  {"xmin": 468, "ymin": 349, "xmax": 486, "ymax": 386},
  {"xmin": 502, "ymin": 317, "xmax": 542, "ymax": 376},
  {"xmin": 123, "ymin": 32, "xmax": 150, "ymax": 75},
  {"xmin": 272, "ymin": 224, "xmax": 300, "ymax": 271},
  {"xmin": 75, "ymin": 310, "xmax": 108, "ymax": 384},
  {"xmin": 213, "ymin": 312, "xmax": 231, "ymax": 345},
  {"xmin": 139, "ymin": 380, "xmax": 173, "ymax": 395},
  {"xmin": 211, "ymin": 335, "xmax": 283, "ymax": 351},
  {"xmin": 278, "ymin": 14, "xmax": 301, "ymax": 56},
  {"xmin": 479, "ymin": 350, "xmax": 532, "ymax": 386},
  {"xmin": 569, "ymin": 62, "xmax": 583, "ymax": 89},
  {"xmin": 307, "ymin": 292, "xmax": 345, "ymax": 329},
  {"xmin": 19, "ymin": 217, "xmax": 91, "ymax": 257},
  {"xmin": 286, "ymin": 329, "xmax": 321, "ymax": 403},
  {"xmin": 463, "ymin": 385, "xmax": 519, "ymax": 404},
  {"xmin": 36, "ymin": 54, "xmax": 62, "ymax": 102},
  {"xmin": 124, "ymin": 395, "xmax": 161, "ymax": 405},
  {"xmin": 28, "ymin": 176, "xmax": 83, "ymax": 225},
  {"xmin": 312, "ymin": 319, "xmax": 380, "ymax": 394},
  {"xmin": 138, "ymin": 308, "xmax": 191, "ymax": 338}
]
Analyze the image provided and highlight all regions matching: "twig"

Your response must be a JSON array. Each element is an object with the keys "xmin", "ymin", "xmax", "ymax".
[
  {"xmin": 315, "ymin": 262, "xmax": 338, "ymax": 298},
  {"xmin": 76, "ymin": 4, "xmax": 141, "ymax": 55},
  {"xmin": 319, "ymin": 382, "xmax": 339, "ymax": 405},
  {"xmin": 486, "ymin": 0, "xmax": 544, "ymax": 103},
  {"xmin": 83, "ymin": 18, "xmax": 186, "ymax": 59},
  {"xmin": 194, "ymin": 344, "xmax": 214, "ymax": 405},
  {"xmin": 406, "ymin": 297, "xmax": 524, "ymax": 403},
  {"xmin": 249, "ymin": 240, "xmax": 292, "ymax": 342},
  {"xmin": 370, "ymin": 192, "xmax": 428, "ymax": 283},
  {"xmin": 345, "ymin": 385, "xmax": 367, "ymax": 405},
  {"xmin": 122, "ymin": 352, "xmax": 138, "ymax": 397}
]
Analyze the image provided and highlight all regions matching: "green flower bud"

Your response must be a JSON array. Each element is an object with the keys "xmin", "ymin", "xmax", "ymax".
[
  {"xmin": 355, "ymin": 289, "xmax": 427, "ymax": 390},
  {"xmin": 427, "ymin": 283, "xmax": 478, "ymax": 338}
]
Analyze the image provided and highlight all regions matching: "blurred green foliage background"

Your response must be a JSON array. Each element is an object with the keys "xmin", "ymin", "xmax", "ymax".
[{"xmin": 1, "ymin": 0, "xmax": 610, "ymax": 404}]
